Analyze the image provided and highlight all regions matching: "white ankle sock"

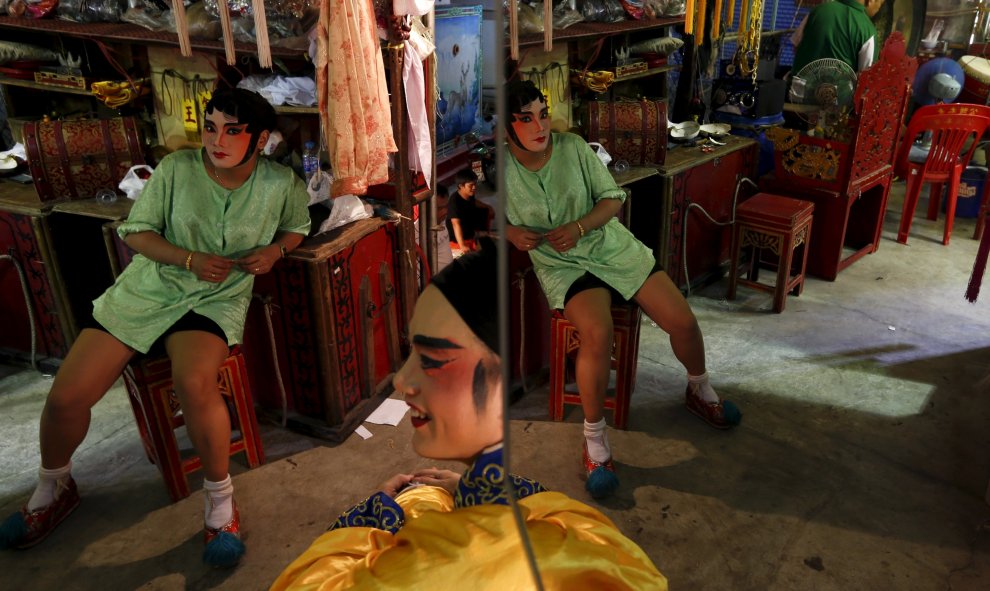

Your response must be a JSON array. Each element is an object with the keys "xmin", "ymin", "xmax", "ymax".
[
  {"xmin": 27, "ymin": 462, "xmax": 72, "ymax": 512},
  {"xmin": 584, "ymin": 418, "xmax": 611, "ymax": 463},
  {"xmin": 203, "ymin": 475, "xmax": 234, "ymax": 529},
  {"xmin": 688, "ymin": 372, "xmax": 720, "ymax": 404}
]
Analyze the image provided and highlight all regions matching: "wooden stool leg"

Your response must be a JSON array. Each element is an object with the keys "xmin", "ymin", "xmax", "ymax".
[
  {"xmin": 228, "ymin": 353, "xmax": 264, "ymax": 467},
  {"xmin": 613, "ymin": 329, "xmax": 632, "ymax": 430},
  {"xmin": 727, "ymin": 225, "xmax": 742, "ymax": 301},
  {"xmin": 549, "ymin": 316, "xmax": 566, "ymax": 422},
  {"xmin": 149, "ymin": 385, "xmax": 191, "ymax": 502},
  {"xmin": 774, "ymin": 233, "xmax": 794, "ymax": 313}
]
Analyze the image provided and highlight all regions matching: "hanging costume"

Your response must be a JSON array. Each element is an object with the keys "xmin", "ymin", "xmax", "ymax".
[{"xmin": 269, "ymin": 446, "xmax": 665, "ymax": 590}]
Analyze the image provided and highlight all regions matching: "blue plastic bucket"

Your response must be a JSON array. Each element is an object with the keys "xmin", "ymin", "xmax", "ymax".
[{"xmin": 956, "ymin": 166, "xmax": 986, "ymax": 218}]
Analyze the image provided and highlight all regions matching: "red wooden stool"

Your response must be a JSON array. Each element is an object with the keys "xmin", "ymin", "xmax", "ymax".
[
  {"xmin": 122, "ymin": 346, "xmax": 265, "ymax": 502},
  {"xmin": 728, "ymin": 193, "xmax": 815, "ymax": 313},
  {"xmin": 549, "ymin": 303, "xmax": 642, "ymax": 430}
]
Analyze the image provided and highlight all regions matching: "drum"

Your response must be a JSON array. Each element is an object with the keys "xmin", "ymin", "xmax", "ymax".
[{"xmin": 958, "ymin": 55, "xmax": 990, "ymax": 105}]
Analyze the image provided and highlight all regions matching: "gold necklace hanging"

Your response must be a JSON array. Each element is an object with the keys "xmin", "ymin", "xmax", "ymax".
[{"xmin": 735, "ymin": 0, "xmax": 764, "ymax": 83}]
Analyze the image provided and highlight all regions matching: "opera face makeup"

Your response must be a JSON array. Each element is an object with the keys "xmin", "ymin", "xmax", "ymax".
[{"xmin": 392, "ymin": 285, "xmax": 502, "ymax": 461}]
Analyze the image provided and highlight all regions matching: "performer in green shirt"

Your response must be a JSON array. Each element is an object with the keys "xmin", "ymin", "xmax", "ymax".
[
  {"xmin": 504, "ymin": 80, "xmax": 740, "ymax": 500},
  {"xmin": 0, "ymin": 88, "xmax": 311, "ymax": 567}
]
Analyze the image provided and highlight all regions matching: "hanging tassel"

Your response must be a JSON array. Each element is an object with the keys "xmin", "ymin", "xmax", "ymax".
[
  {"xmin": 253, "ymin": 0, "xmax": 272, "ymax": 69},
  {"xmin": 712, "ymin": 0, "xmax": 724, "ymax": 39},
  {"xmin": 508, "ymin": 0, "xmax": 519, "ymax": 61},
  {"xmin": 966, "ymin": 225, "xmax": 990, "ymax": 302},
  {"xmin": 218, "ymin": 0, "xmax": 237, "ymax": 67},
  {"xmin": 543, "ymin": 0, "xmax": 552, "ymax": 53},
  {"xmin": 685, "ymin": 0, "xmax": 695, "ymax": 35},
  {"xmin": 696, "ymin": 0, "xmax": 707, "ymax": 46},
  {"xmin": 739, "ymin": 0, "xmax": 750, "ymax": 36},
  {"xmin": 173, "ymin": 0, "xmax": 192, "ymax": 58}
]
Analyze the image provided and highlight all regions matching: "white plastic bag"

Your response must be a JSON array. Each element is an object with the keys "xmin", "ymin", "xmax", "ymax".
[
  {"xmin": 587, "ymin": 142, "xmax": 612, "ymax": 167},
  {"xmin": 318, "ymin": 194, "xmax": 372, "ymax": 234},
  {"xmin": 118, "ymin": 164, "xmax": 155, "ymax": 200},
  {"xmin": 307, "ymin": 169, "xmax": 333, "ymax": 206}
]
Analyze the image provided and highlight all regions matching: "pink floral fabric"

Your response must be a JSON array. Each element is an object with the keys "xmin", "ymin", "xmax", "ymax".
[{"xmin": 318, "ymin": 0, "xmax": 398, "ymax": 197}]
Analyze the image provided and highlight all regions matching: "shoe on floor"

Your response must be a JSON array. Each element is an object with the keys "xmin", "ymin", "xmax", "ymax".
[
  {"xmin": 203, "ymin": 500, "xmax": 245, "ymax": 568},
  {"xmin": 685, "ymin": 385, "xmax": 742, "ymax": 429},
  {"xmin": 582, "ymin": 442, "xmax": 619, "ymax": 499},
  {"xmin": 0, "ymin": 477, "xmax": 80, "ymax": 550}
]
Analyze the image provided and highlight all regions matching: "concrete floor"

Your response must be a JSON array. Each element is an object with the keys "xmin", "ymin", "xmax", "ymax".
[{"xmin": 2, "ymin": 183, "xmax": 990, "ymax": 590}]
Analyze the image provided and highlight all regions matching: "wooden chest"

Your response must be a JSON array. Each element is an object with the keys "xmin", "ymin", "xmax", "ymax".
[
  {"xmin": 243, "ymin": 218, "xmax": 403, "ymax": 441},
  {"xmin": 585, "ymin": 99, "xmax": 668, "ymax": 166},
  {"xmin": 23, "ymin": 117, "xmax": 145, "ymax": 203}
]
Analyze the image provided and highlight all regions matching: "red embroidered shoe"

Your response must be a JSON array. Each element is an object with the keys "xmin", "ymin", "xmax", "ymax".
[
  {"xmin": 582, "ymin": 442, "xmax": 616, "ymax": 476},
  {"xmin": 685, "ymin": 385, "xmax": 742, "ymax": 430},
  {"xmin": 6, "ymin": 477, "xmax": 80, "ymax": 549},
  {"xmin": 203, "ymin": 500, "xmax": 245, "ymax": 568},
  {"xmin": 582, "ymin": 442, "xmax": 619, "ymax": 499}
]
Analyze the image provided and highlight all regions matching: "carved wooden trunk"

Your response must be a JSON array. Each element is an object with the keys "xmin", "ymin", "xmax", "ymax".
[
  {"xmin": 585, "ymin": 99, "xmax": 668, "ymax": 166},
  {"xmin": 243, "ymin": 218, "xmax": 403, "ymax": 441}
]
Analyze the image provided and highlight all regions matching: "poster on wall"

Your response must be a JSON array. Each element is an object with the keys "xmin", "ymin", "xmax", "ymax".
[{"xmin": 435, "ymin": 4, "xmax": 483, "ymax": 158}]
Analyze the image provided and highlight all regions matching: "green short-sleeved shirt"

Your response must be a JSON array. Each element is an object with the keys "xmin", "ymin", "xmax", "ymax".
[
  {"xmin": 92, "ymin": 149, "xmax": 311, "ymax": 353},
  {"xmin": 791, "ymin": 0, "xmax": 876, "ymax": 74},
  {"xmin": 505, "ymin": 132, "xmax": 656, "ymax": 309}
]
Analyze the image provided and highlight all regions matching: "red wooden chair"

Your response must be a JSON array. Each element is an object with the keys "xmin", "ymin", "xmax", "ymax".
[{"xmin": 895, "ymin": 104, "xmax": 990, "ymax": 246}]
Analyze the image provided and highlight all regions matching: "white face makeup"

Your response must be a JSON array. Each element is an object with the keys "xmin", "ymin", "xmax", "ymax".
[
  {"xmin": 202, "ymin": 109, "xmax": 256, "ymax": 170},
  {"xmin": 510, "ymin": 98, "xmax": 551, "ymax": 153},
  {"xmin": 392, "ymin": 285, "xmax": 503, "ymax": 462}
]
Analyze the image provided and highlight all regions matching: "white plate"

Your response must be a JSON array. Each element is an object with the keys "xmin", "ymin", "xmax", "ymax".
[{"xmin": 700, "ymin": 123, "xmax": 731, "ymax": 137}]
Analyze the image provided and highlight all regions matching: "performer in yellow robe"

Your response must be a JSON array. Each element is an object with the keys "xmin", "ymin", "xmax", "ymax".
[{"xmin": 270, "ymin": 242, "xmax": 666, "ymax": 591}]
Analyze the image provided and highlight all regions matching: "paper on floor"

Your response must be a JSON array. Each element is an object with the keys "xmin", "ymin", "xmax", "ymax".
[
  {"xmin": 354, "ymin": 425, "xmax": 373, "ymax": 440},
  {"xmin": 365, "ymin": 398, "xmax": 409, "ymax": 426}
]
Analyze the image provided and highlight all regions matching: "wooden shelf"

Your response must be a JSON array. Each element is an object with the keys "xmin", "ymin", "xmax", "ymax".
[
  {"xmin": 614, "ymin": 63, "xmax": 679, "ymax": 82},
  {"xmin": 0, "ymin": 76, "xmax": 92, "ymax": 96},
  {"xmin": 0, "ymin": 16, "xmax": 307, "ymax": 60},
  {"xmin": 274, "ymin": 105, "xmax": 319, "ymax": 115},
  {"xmin": 517, "ymin": 16, "xmax": 685, "ymax": 49}
]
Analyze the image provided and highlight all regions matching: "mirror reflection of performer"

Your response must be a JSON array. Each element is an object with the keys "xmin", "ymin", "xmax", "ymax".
[
  {"xmin": 0, "ymin": 89, "xmax": 311, "ymax": 568},
  {"xmin": 503, "ymin": 81, "xmax": 741, "ymax": 499},
  {"xmin": 270, "ymin": 244, "xmax": 666, "ymax": 590}
]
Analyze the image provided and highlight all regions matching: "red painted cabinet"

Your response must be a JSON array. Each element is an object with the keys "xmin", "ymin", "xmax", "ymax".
[{"xmin": 243, "ymin": 218, "xmax": 403, "ymax": 440}]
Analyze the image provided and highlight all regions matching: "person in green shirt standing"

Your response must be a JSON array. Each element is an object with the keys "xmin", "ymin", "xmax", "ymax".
[
  {"xmin": 0, "ymin": 88, "xmax": 311, "ymax": 568},
  {"xmin": 790, "ymin": 0, "xmax": 885, "ymax": 75},
  {"xmin": 504, "ymin": 81, "xmax": 741, "ymax": 501}
]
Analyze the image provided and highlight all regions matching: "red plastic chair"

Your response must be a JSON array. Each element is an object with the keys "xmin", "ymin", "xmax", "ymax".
[{"xmin": 895, "ymin": 104, "xmax": 990, "ymax": 246}]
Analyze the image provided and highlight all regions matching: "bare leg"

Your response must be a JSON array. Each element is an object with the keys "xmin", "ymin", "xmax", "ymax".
[
  {"xmin": 563, "ymin": 287, "xmax": 613, "ymax": 423},
  {"xmin": 40, "ymin": 329, "xmax": 135, "ymax": 469},
  {"xmin": 633, "ymin": 271, "xmax": 706, "ymax": 376},
  {"xmin": 164, "ymin": 331, "xmax": 230, "ymax": 482}
]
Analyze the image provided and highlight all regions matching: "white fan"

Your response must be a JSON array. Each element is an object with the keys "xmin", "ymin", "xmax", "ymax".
[{"xmin": 789, "ymin": 58, "xmax": 858, "ymax": 108}]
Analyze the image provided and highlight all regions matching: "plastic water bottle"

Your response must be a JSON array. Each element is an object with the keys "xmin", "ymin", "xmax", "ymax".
[{"xmin": 302, "ymin": 141, "xmax": 319, "ymax": 185}]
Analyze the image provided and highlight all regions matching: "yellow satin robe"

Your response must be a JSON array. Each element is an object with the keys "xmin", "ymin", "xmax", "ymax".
[{"xmin": 270, "ymin": 486, "xmax": 666, "ymax": 591}]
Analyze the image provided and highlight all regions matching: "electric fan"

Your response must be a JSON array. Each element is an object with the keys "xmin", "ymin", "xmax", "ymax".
[
  {"xmin": 789, "ymin": 59, "xmax": 858, "ymax": 108},
  {"xmin": 912, "ymin": 58, "xmax": 964, "ymax": 105},
  {"xmin": 906, "ymin": 59, "xmax": 966, "ymax": 165}
]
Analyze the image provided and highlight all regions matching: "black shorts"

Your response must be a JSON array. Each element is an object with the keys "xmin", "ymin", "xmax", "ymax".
[
  {"xmin": 562, "ymin": 260, "xmax": 664, "ymax": 307},
  {"xmin": 84, "ymin": 311, "xmax": 227, "ymax": 357}
]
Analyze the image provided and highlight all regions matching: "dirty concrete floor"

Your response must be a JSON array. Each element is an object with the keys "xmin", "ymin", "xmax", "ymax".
[{"xmin": 2, "ymin": 183, "xmax": 990, "ymax": 590}]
